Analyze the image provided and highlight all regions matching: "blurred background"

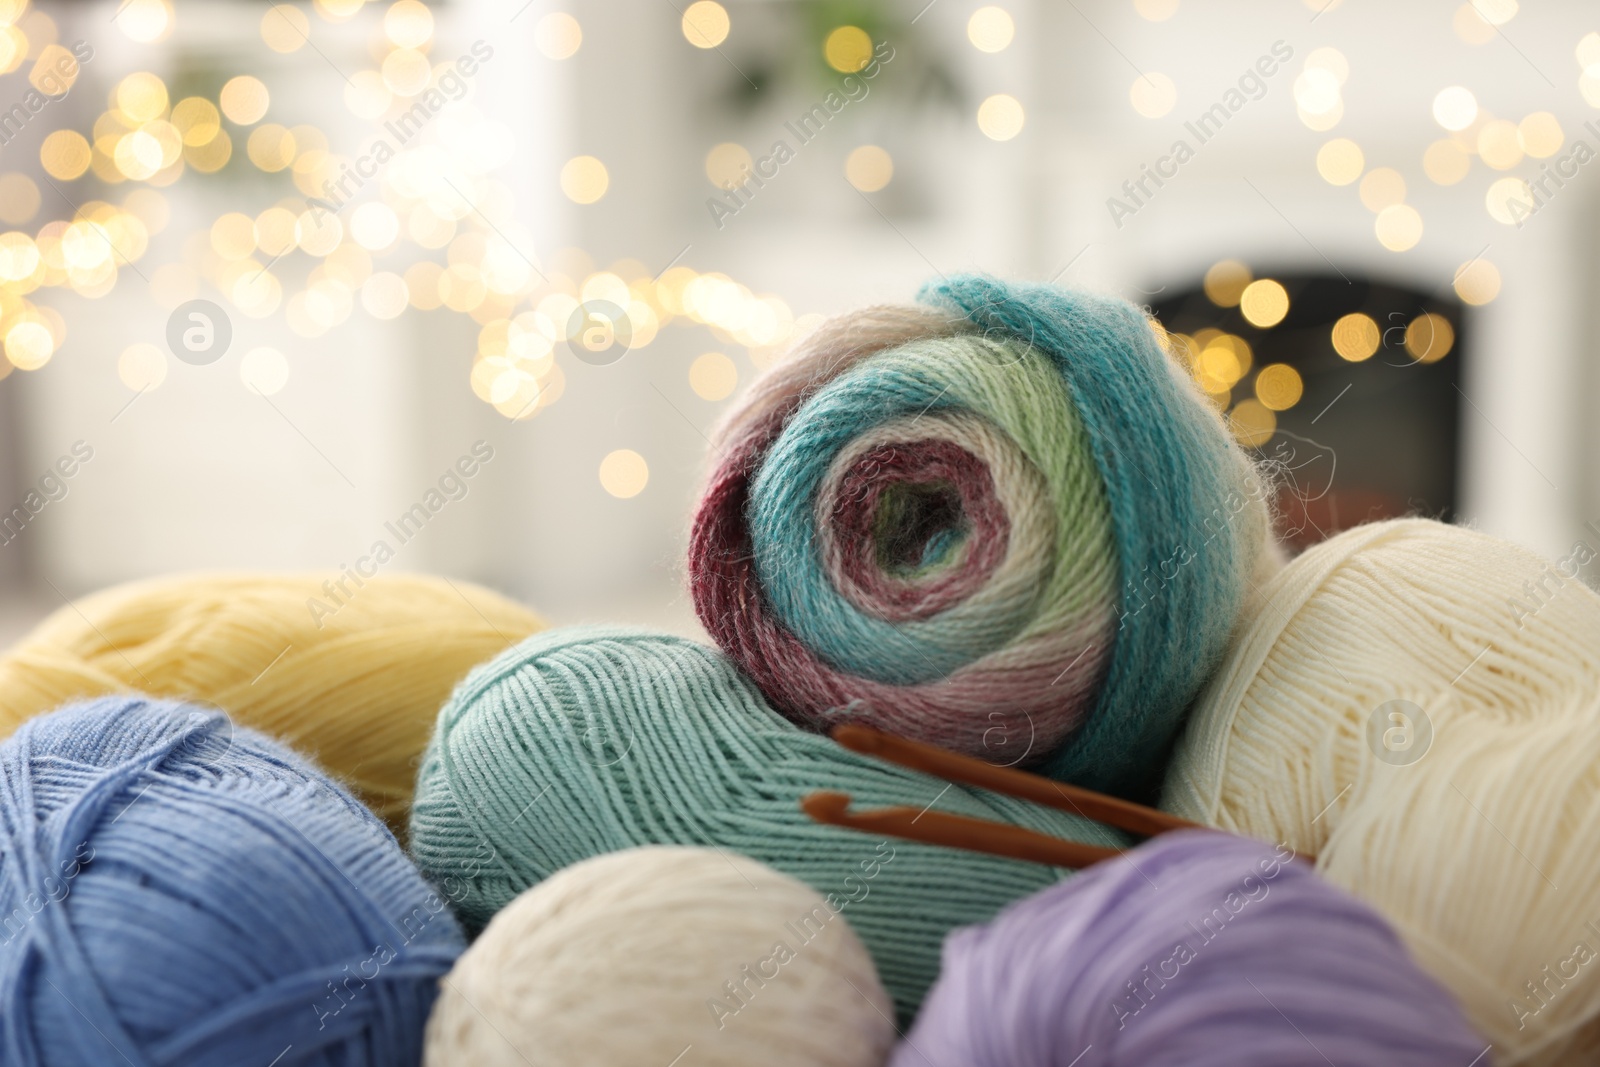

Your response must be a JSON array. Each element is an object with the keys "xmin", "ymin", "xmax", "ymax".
[{"xmin": 0, "ymin": 0, "xmax": 1596, "ymax": 645}]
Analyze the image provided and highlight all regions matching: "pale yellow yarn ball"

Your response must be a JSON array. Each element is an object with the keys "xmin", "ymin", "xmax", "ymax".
[
  {"xmin": 423, "ymin": 846, "xmax": 896, "ymax": 1067},
  {"xmin": 0, "ymin": 572, "xmax": 541, "ymax": 835},
  {"xmin": 1163, "ymin": 518, "xmax": 1600, "ymax": 1065}
]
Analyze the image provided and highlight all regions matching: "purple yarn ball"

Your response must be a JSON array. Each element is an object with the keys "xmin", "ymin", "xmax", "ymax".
[{"xmin": 891, "ymin": 830, "xmax": 1488, "ymax": 1067}]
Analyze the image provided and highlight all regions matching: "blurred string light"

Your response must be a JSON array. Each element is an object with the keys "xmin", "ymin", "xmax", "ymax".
[
  {"xmin": 1331, "ymin": 312, "xmax": 1380, "ymax": 361},
  {"xmin": 824, "ymin": 26, "xmax": 873, "ymax": 73},
  {"xmin": 0, "ymin": 0, "xmax": 821, "ymax": 416},
  {"xmin": 1239, "ymin": 278, "xmax": 1288, "ymax": 327},
  {"xmin": 705, "ymin": 142, "xmax": 752, "ymax": 187},
  {"xmin": 1203, "ymin": 260, "xmax": 1250, "ymax": 308},
  {"xmin": 1485, "ymin": 176, "xmax": 1533, "ymax": 224},
  {"xmin": 118, "ymin": 0, "xmax": 173, "ymax": 43},
  {"xmin": 1294, "ymin": 47, "xmax": 1347, "ymax": 131},
  {"xmin": 1405, "ymin": 313, "xmax": 1454, "ymax": 363},
  {"xmin": 1134, "ymin": 0, "xmax": 1179, "ymax": 21},
  {"xmin": 1433, "ymin": 86, "xmax": 1478, "ymax": 131},
  {"xmin": 1454, "ymin": 258, "xmax": 1501, "ymax": 305},
  {"xmin": 966, "ymin": 7, "xmax": 1014, "ymax": 53},
  {"xmin": 977, "ymin": 94, "xmax": 1025, "ymax": 140},
  {"xmin": 1577, "ymin": 33, "xmax": 1600, "ymax": 107},
  {"xmin": 1316, "ymin": 137, "xmax": 1364, "ymax": 185},
  {"xmin": 118, "ymin": 341, "xmax": 167, "ymax": 391},
  {"xmin": 689, "ymin": 351, "xmax": 737, "ymax": 401},
  {"xmin": 534, "ymin": 12, "xmax": 582, "ymax": 60},
  {"xmin": 560, "ymin": 156, "xmax": 609, "ymax": 204},
  {"xmin": 681, "ymin": 1, "xmax": 729, "ymax": 49},
  {"xmin": 599, "ymin": 449, "xmax": 649, "ymax": 499},
  {"xmin": 1454, "ymin": 4, "xmax": 1496, "ymax": 46},
  {"xmin": 1423, "ymin": 138, "xmax": 1471, "ymax": 185},
  {"xmin": 1375, "ymin": 203, "xmax": 1423, "ymax": 252},
  {"xmin": 844, "ymin": 145, "xmax": 893, "ymax": 192},
  {"xmin": 1129, "ymin": 73, "xmax": 1176, "ymax": 119},
  {"xmin": 261, "ymin": 5, "xmax": 310, "ymax": 53}
]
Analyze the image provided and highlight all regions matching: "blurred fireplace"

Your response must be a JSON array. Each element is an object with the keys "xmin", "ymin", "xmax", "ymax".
[{"xmin": 1150, "ymin": 267, "xmax": 1465, "ymax": 552}]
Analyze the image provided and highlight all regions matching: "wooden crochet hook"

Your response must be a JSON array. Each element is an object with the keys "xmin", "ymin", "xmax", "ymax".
[
  {"xmin": 802, "ymin": 724, "xmax": 1209, "ymax": 869},
  {"xmin": 802, "ymin": 791, "xmax": 1124, "ymax": 869}
]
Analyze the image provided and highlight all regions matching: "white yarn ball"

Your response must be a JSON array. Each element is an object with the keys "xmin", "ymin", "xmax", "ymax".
[
  {"xmin": 423, "ymin": 845, "xmax": 896, "ymax": 1067},
  {"xmin": 1163, "ymin": 518, "xmax": 1600, "ymax": 1065}
]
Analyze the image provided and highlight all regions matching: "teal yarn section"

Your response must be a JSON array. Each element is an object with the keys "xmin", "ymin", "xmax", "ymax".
[
  {"xmin": 748, "ymin": 332, "xmax": 1103, "ymax": 684},
  {"xmin": 409, "ymin": 626, "xmax": 1130, "ymax": 1019},
  {"xmin": 919, "ymin": 275, "xmax": 1264, "ymax": 799}
]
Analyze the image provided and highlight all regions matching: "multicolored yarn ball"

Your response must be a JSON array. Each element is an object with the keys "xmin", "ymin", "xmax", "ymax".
[
  {"xmin": 0, "ymin": 697, "xmax": 464, "ymax": 1067},
  {"xmin": 409, "ymin": 626, "xmax": 1128, "ymax": 1017},
  {"xmin": 1164, "ymin": 518, "xmax": 1600, "ymax": 1065},
  {"xmin": 424, "ymin": 846, "xmax": 895, "ymax": 1067},
  {"xmin": 689, "ymin": 274, "xmax": 1276, "ymax": 797},
  {"xmin": 0, "ymin": 572, "xmax": 541, "ymax": 834},
  {"xmin": 893, "ymin": 829, "xmax": 1488, "ymax": 1067}
]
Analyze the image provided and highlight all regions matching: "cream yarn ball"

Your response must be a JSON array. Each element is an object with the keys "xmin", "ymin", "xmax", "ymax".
[
  {"xmin": 1163, "ymin": 518, "xmax": 1600, "ymax": 1065},
  {"xmin": 423, "ymin": 846, "xmax": 896, "ymax": 1067}
]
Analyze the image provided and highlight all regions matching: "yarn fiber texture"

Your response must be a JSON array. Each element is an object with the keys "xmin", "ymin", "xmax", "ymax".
[
  {"xmin": 0, "ymin": 572, "xmax": 541, "ymax": 834},
  {"xmin": 409, "ymin": 626, "xmax": 1129, "ymax": 1018},
  {"xmin": 689, "ymin": 274, "xmax": 1274, "ymax": 798},
  {"xmin": 425, "ymin": 846, "xmax": 896, "ymax": 1067},
  {"xmin": 892, "ymin": 830, "xmax": 1488, "ymax": 1067},
  {"xmin": 0, "ymin": 697, "xmax": 465, "ymax": 1067},
  {"xmin": 1162, "ymin": 518, "xmax": 1600, "ymax": 1065}
]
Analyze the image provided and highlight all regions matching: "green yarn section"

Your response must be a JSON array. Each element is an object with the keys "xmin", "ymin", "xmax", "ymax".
[{"xmin": 410, "ymin": 626, "xmax": 1130, "ymax": 1018}]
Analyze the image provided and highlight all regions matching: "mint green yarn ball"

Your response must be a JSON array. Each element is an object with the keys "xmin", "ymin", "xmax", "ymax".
[{"xmin": 409, "ymin": 626, "xmax": 1128, "ymax": 1017}]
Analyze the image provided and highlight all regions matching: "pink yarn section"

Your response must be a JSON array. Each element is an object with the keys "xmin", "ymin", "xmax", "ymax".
[
  {"xmin": 688, "ymin": 307, "xmax": 1114, "ymax": 763},
  {"xmin": 823, "ymin": 439, "xmax": 1009, "ymax": 623}
]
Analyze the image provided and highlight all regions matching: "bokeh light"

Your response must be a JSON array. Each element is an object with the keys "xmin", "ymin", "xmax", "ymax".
[
  {"xmin": 118, "ymin": 342, "xmax": 167, "ymax": 391},
  {"xmin": 681, "ymin": 1, "xmax": 730, "ymax": 49},
  {"xmin": 561, "ymin": 156, "xmax": 609, "ymax": 204},
  {"xmin": 1433, "ymin": 86, "xmax": 1478, "ymax": 131},
  {"xmin": 1204, "ymin": 260, "xmax": 1251, "ymax": 307},
  {"xmin": 824, "ymin": 26, "xmax": 873, "ymax": 73},
  {"xmin": 4, "ymin": 321, "xmax": 53, "ymax": 370},
  {"xmin": 261, "ymin": 4, "xmax": 310, "ymax": 52},
  {"xmin": 599, "ymin": 449, "xmax": 649, "ymax": 498},
  {"xmin": 384, "ymin": 0, "xmax": 433, "ymax": 48},
  {"xmin": 1454, "ymin": 258, "xmax": 1501, "ymax": 305},
  {"xmin": 1331, "ymin": 313, "xmax": 1380, "ymax": 361},
  {"xmin": 0, "ymin": 173, "xmax": 40, "ymax": 224},
  {"xmin": 705, "ymin": 142, "xmax": 752, "ymax": 188},
  {"xmin": 1316, "ymin": 138, "xmax": 1364, "ymax": 185},
  {"xmin": 1228, "ymin": 398, "xmax": 1276, "ymax": 448},
  {"xmin": 1239, "ymin": 279, "xmax": 1289, "ymax": 327},
  {"xmin": 1130, "ymin": 73, "xmax": 1177, "ymax": 119},
  {"xmin": 689, "ymin": 351, "xmax": 738, "ymax": 401},
  {"xmin": 1518, "ymin": 112, "xmax": 1563, "ymax": 158},
  {"xmin": 1375, "ymin": 203, "xmax": 1423, "ymax": 251},
  {"xmin": 535, "ymin": 12, "xmax": 582, "ymax": 59},
  {"xmin": 967, "ymin": 7, "xmax": 1015, "ymax": 52},
  {"xmin": 40, "ymin": 130, "xmax": 91, "ymax": 180},
  {"xmin": 1404, "ymin": 314, "xmax": 1455, "ymax": 363},
  {"xmin": 1423, "ymin": 139, "xmax": 1471, "ymax": 185},
  {"xmin": 220, "ymin": 76, "xmax": 270, "ymax": 125},
  {"xmin": 1254, "ymin": 363, "xmax": 1304, "ymax": 411},
  {"xmin": 1358, "ymin": 167, "xmax": 1405, "ymax": 211},
  {"xmin": 977, "ymin": 94, "xmax": 1025, "ymax": 140},
  {"xmin": 240, "ymin": 346, "xmax": 289, "ymax": 396},
  {"xmin": 844, "ymin": 145, "xmax": 893, "ymax": 192}
]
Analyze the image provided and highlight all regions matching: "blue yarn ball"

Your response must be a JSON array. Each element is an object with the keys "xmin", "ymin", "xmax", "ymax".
[{"xmin": 0, "ymin": 697, "xmax": 464, "ymax": 1067}]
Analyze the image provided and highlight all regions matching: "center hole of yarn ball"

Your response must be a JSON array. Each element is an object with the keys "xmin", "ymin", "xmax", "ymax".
[
  {"xmin": 827, "ymin": 439, "xmax": 1011, "ymax": 624},
  {"xmin": 874, "ymin": 481, "xmax": 967, "ymax": 575}
]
